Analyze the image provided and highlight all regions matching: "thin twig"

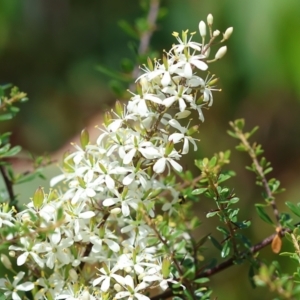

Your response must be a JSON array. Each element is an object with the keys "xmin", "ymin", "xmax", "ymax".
[
  {"xmin": 235, "ymin": 127, "xmax": 280, "ymax": 225},
  {"xmin": 150, "ymin": 226, "xmax": 294, "ymax": 300},
  {"xmin": 0, "ymin": 164, "xmax": 16, "ymax": 207},
  {"xmin": 130, "ymin": 0, "xmax": 160, "ymax": 91}
]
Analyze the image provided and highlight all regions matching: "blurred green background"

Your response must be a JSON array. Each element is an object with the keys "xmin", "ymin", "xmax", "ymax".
[{"xmin": 1, "ymin": 0, "xmax": 300, "ymax": 299}]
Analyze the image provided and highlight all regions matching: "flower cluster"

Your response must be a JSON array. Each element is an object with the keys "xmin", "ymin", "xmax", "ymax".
[{"xmin": 0, "ymin": 15, "xmax": 232, "ymax": 300}]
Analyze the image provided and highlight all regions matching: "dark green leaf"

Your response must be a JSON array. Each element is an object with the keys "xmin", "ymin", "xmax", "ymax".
[
  {"xmin": 209, "ymin": 235, "xmax": 222, "ymax": 251},
  {"xmin": 206, "ymin": 211, "xmax": 218, "ymax": 218},
  {"xmin": 255, "ymin": 204, "xmax": 274, "ymax": 225},
  {"xmin": 235, "ymin": 119, "xmax": 245, "ymax": 130},
  {"xmin": 221, "ymin": 240, "xmax": 231, "ymax": 258},
  {"xmin": 286, "ymin": 201, "xmax": 300, "ymax": 218},
  {"xmin": 118, "ymin": 20, "xmax": 139, "ymax": 39}
]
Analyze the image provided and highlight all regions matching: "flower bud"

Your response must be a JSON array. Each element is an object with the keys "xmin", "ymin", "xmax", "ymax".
[
  {"xmin": 115, "ymin": 100, "xmax": 123, "ymax": 117},
  {"xmin": 69, "ymin": 268, "xmax": 78, "ymax": 281},
  {"xmin": 80, "ymin": 129, "xmax": 89, "ymax": 150},
  {"xmin": 110, "ymin": 207, "xmax": 121, "ymax": 215},
  {"xmin": 162, "ymin": 257, "xmax": 171, "ymax": 279},
  {"xmin": 215, "ymin": 46, "xmax": 227, "ymax": 60},
  {"xmin": 199, "ymin": 21, "xmax": 206, "ymax": 37},
  {"xmin": 114, "ymin": 284, "xmax": 122, "ymax": 292},
  {"xmin": 33, "ymin": 186, "xmax": 44, "ymax": 210},
  {"xmin": 207, "ymin": 14, "xmax": 213, "ymax": 26},
  {"xmin": 80, "ymin": 290, "xmax": 90, "ymax": 300},
  {"xmin": 213, "ymin": 30, "xmax": 220, "ymax": 37},
  {"xmin": 223, "ymin": 27, "xmax": 233, "ymax": 40},
  {"xmin": 1, "ymin": 254, "xmax": 12, "ymax": 270},
  {"xmin": 9, "ymin": 251, "xmax": 16, "ymax": 258}
]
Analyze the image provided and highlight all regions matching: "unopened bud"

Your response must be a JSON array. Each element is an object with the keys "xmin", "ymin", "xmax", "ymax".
[
  {"xmin": 215, "ymin": 46, "xmax": 227, "ymax": 60},
  {"xmin": 115, "ymin": 100, "xmax": 123, "ymax": 117},
  {"xmin": 207, "ymin": 14, "xmax": 213, "ymax": 26},
  {"xmin": 104, "ymin": 111, "xmax": 112, "ymax": 127},
  {"xmin": 80, "ymin": 129, "xmax": 89, "ymax": 149},
  {"xmin": 199, "ymin": 21, "xmax": 206, "ymax": 37},
  {"xmin": 224, "ymin": 27, "xmax": 233, "ymax": 40},
  {"xmin": 1, "ymin": 254, "xmax": 12, "ymax": 270},
  {"xmin": 80, "ymin": 290, "xmax": 90, "ymax": 300},
  {"xmin": 69, "ymin": 268, "xmax": 78, "ymax": 281},
  {"xmin": 33, "ymin": 186, "xmax": 44, "ymax": 210},
  {"xmin": 110, "ymin": 207, "xmax": 121, "ymax": 215},
  {"xmin": 114, "ymin": 284, "xmax": 122, "ymax": 292},
  {"xmin": 162, "ymin": 257, "xmax": 171, "ymax": 279},
  {"xmin": 9, "ymin": 251, "xmax": 15, "ymax": 258},
  {"xmin": 213, "ymin": 30, "xmax": 220, "ymax": 37}
]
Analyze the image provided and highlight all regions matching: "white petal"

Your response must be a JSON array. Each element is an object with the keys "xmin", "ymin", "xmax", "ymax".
[
  {"xmin": 50, "ymin": 174, "xmax": 65, "ymax": 187},
  {"xmin": 161, "ymin": 72, "xmax": 171, "ymax": 86},
  {"xmin": 178, "ymin": 98, "xmax": 187, "ymax": 112},
  {"xmin": 105, "ymin": 175, "xmax": 115, "ymax": 190},
  {"xmin": 184, "ymin": 63, "xmax": 193, "ymax": 78},
  {"xmin": 16, "ymin": 281, "xmax": 34, "ymax": 291},
  {"xmin": 103, "ymin": 198, "xmax": 118, "ymax": 207},
  {"xmin": 101, "ymin": 277, "xmax": 110, "ymax": 292},
  {"xmin": 162, "ymin": 96, "xmax": 177, "ymax": 108},
  {"xmin": 191, "ymin": 59, "xmax": 208, "ymax": 70},
  {"xmin": 105, "ymin": 239, "xmax": 120, "ymax": 252},
  {"xmin": 122, "ymin": 203, "xmax": 130, "ymax": 217},
  {"xmin": 17, "ymin": 253, "xmax": 28, "ymax": 266},
  {"xmin": 153, "ymin": 158, "xmax": 166, "ymax": 174},
  {"xmin": 123, "ymin": 173, "xmax": 134, "ymax": 185},
  {"xmin": 79, "ymin": 211, "xmax": 95, "ymax": 219},
  {"xmin": 123, "ymin": 148, "xmax": 136, "ymax": 164},
  {"xmin": 169, "ymin": 159, "xmax": 183, "ymax": 172}
]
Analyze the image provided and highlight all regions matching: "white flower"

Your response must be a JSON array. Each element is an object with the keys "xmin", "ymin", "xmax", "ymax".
[
  {"xmin": 168, "ymin": 119, "xmax": 198, "ymax": 154},
  {"xmin": 115, "ymin": 275, "xmax": 149, "ymax": 300},
  {"xmin": 0, "ymin": 271, "xmax": 34, "ymax": 300},
  {"xmin": 90, "ymin": 228, "xmax": 120, "ymax": 253},
  {"xmin": 9, "ymin": 237, "xmax": 45, "ymax": 268},
  {"xmin": 93, "ymin": 262, "xmax": 124, "ymax": 292}
]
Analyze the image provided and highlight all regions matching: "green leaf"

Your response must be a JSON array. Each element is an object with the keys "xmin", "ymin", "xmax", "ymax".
[
  {"xmin": 286, "ymin": 201, "xmax": 300, "ymax": 218},
  {"xmin": 221, "ymin": 240, "xmax": 231, "ymax": 258},
  {"xmin": 191, "ymin": 188, "xmax": 207, "ymax": 195},
  {"xmin": 263, "ymin": 167, "xmax": 273, "ymax": 175},
  {"xmin": 206, "ymin": 210, "xmax": 218, "ymax": 218},
  {"xmin": 209, "ymin": 156, "xmax": 217, "ymax": 168},
  {"xmin": 235, "ymin": 119, "xmax": 245, "ymax": 130},
  {"xmin": 209, "ymin": 235, "xmax": 222, "ymax": 251},
  {"xmin": 118, "ymin": 20, "xmax": 139, "ymax": 39},
  {"xmin": 194, "ymin": 277, "xmax": 210, "ymax": 284},
  {"xmin": 255, "ymin": 204, "xmax": 274, "ymax": 225},
  {"xmin": 228, "ymin": 197, "xmax": 239, "ymax": 205},
  {"xmin": 227, "ymin": 130, "xmax": 237, "ymax": 138},
  {"xmin": 121, "ymin": 58, "xmax": 134, "ymax": 73},
  {"xmin": 2, "ymin": 145, "xmax": 21, "ymax": 157},
  {"xmin": 0, "ymin": 113, "xmax": 13, "ymax": 121},
  {"xmin": 95, "ymin": 64, "xmax": 130, "ymax": 82},
  {"xmin": 235, "ymin": 144, "xmax": 247, "ymax": 151},
  {"xmin": 195, "ymin": 234, "xmax": 209, "ymax": 248},
  {"xmin": 217, "ymin": 174, "xmax": 231, "ymax": 183}
]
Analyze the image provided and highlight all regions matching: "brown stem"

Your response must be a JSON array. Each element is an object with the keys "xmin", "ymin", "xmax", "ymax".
[
  {"xmin": 150, "ymin": 226, "xmax": 294, "ymax": 300},
  {"xmin": 130, "ymin": 0, "xmax": 160, "ymax": 91},
  {"xmin": 236, "ymin": 129, "xmax": 280, "ymax": 225},
  {"xmin": 0, "ymin": 164, "xmax": 17, "ymax": 210}
]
